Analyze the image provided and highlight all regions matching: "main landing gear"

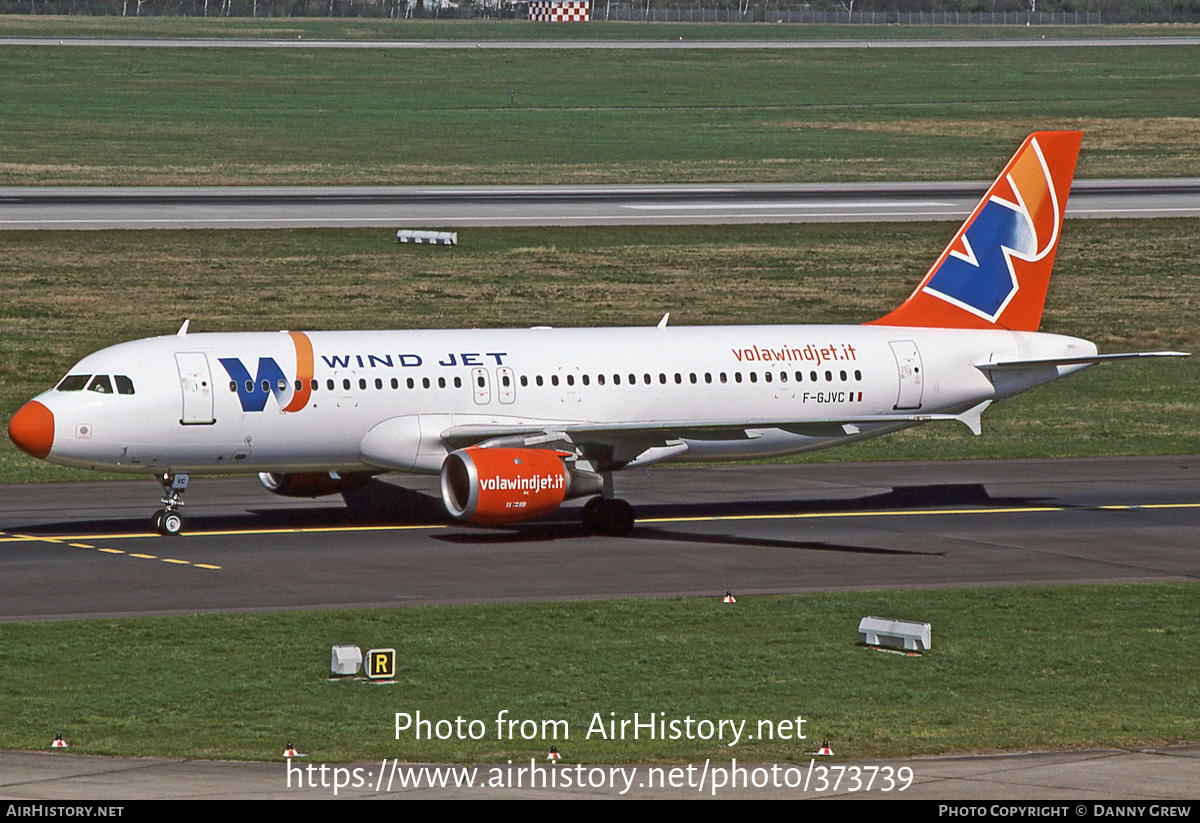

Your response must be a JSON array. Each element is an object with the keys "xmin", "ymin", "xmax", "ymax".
[
  {"xmin": 152, "ymin": 472, "xmax": 189, "ymax": 536},
  {"xmin": 581, "ymin": 472, "xmax": 635, "ymax": 537}
]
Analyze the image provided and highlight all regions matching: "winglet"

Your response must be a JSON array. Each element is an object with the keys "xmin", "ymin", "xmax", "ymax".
[{"xmin": 869, "ymin": 131, "xmax": 1082, "ymax": 332}]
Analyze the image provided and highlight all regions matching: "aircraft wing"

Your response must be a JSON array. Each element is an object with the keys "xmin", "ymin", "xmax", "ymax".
[{"xmin": 439, "ymin": 401, "xmax": 993, "ymax": 468}]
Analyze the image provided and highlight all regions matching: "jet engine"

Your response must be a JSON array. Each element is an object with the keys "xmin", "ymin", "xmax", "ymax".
[
  {"xmin": 258, "ymin": 471, "xmax": 374, "ymax": 498},
  {"xmin": 440, "ymin": 447, "xmax": 602, "ymax": 525}
]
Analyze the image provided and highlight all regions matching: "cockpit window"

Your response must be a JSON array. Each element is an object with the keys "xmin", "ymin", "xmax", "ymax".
[
  {"xmin": 114, "ymin": 375, "xmax": 135, "ymax": 395},
  {"xmin": 56, "ymin": 374, "xmax": 90, "ymax": 392},
  {"xmin": 87, "ymin": 375, "xmax": 114, "ymax": 394}
]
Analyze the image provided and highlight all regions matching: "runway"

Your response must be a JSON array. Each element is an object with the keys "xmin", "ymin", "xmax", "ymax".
[
  {"xmin": 3, "ymin": 179, "xmax": 1198, "ymax": 229},
  {"xmin": 2, "ymin": 455, "xmax": 1196, "ymax": 623}
]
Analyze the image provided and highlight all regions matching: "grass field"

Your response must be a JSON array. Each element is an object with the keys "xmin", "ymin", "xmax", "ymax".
[
  {"xmin": 2, "ymin": 16, "xmax": 1198, "ymax": 41},
  {"xmin": 1, "ymin": 43, "xmax": 1197, "ymax": 185},
  {"xmin": 1, "ymin": 584, "xmax": 1195, "ymax": 762},
  {"xmin": 2, "ymin": 219, "xmax": 1197, "ymax": 483}
]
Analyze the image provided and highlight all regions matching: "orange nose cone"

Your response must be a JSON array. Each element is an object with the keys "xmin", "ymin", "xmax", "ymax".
[{"xmin": 9, "ymin": 400, "xmax": 55, "ymax": 459}]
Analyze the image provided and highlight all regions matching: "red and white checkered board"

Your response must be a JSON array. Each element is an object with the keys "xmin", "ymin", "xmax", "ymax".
[{"xmin": 529, "ymin": 1, "xmax": 590, "ymax": 21}]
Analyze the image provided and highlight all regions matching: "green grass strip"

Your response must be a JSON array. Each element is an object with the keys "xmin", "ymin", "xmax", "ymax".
[
  {"xmin": 2, "ymin": 584, "xmax": 1196, "ymax": 762},
  {"xmin": 1, "ymin": 42, "xmax": 1197, "ymax": 185}
]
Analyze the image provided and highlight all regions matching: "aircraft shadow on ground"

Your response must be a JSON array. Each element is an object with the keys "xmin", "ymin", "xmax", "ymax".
[
  {"xmin": 12, "ymin": 480, "xmax": 1054, "ymax": 543},
  {"xmin": 430, "ymin": 482, "xmax": 1048, "ymax": 553}
]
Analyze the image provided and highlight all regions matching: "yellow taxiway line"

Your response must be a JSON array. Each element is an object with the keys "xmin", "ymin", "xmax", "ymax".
[{"xmin": 2, "ymin": 502, "xmax": 1196, "ymax": 550}]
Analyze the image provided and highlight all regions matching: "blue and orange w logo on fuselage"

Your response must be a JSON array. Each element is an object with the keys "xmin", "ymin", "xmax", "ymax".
[{"xmin": 219, "ymin": 331, "xmax": 314, "ymax": 413}]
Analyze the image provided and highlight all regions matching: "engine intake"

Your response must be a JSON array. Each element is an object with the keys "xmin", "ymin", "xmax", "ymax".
[{"xmin": 440, "ymin": 448, "xmax": 602, "ymax": 525}]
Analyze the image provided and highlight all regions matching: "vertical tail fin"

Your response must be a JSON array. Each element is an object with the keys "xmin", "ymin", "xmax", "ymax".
[{"xmin": 869, "ymin": 131, "xmax": 1082, "ymax": 332}]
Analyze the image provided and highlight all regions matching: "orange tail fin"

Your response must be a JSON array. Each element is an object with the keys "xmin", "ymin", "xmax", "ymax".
[{"xmin": 869, "ymin": 131, "xmax": 1082, "ymax": 332}]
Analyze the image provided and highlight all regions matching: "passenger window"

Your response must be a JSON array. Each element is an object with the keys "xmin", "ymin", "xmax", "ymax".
[
  {"xmin": 115, "ymin": 375, "xmax": 135, "ymax": 395},
  {"xmin": 537, "ymin": 375, "xmax": 544, "ymax": 387},
  {"xmin": 567, "ymin": 375, "xmax": 575, "ymax": 386},
  {"xmin": 359, "ymin": 379, "xmax": 367, "ymax": 390},
  {"xmin": 643, "ymin": 374, "xmax": 651, "ymax": 385},
  {"xmin": 720, "ymin": 373, "xmax": 727, "ymax": 384},
  {"xmin": 520, "ymin": 376, "xmax": 528, "ymax": 387},
  {"xmin": 327, "ymin": 379, "xmax": 335, "ymax": 391},
  {"xmin": 810, "ymin": 371, "xmax": 818, "ymax": 382},
  {"xmin": 407, "ymin": 378, "xmax": 415, "ymax": 390},
  {"xmin": 825, "ymin": 371, "xmax": 832, "ymax": 382},
  {"xmin": 423, "ymin": 377, "xmax": 431, "ymax": 389},
  {"xmin": 796, "ymin": 371, "xmax": 803, "ymax": 382},
  {"xmin": 764, "ymin": 372, "xmax": 773, "ymax": 383},
  {"xmin": 56, "ymin": 374, "xmax": 90, "ymax": 392},
  {"xmin": 855, "ymin": 370, "xmax": 862, "ymax": 381},
  {"xmin": 581, "ymin": 375, "xmax": 588, "ymax": 386},
  {"xmin": 343, "ymin": 379, "xmax": 351, "ymax": 391},
  {"xmin": 455, "ymin": 377, "xmax": 462, "ymax": 388},
  {"xmin": 229, "ymin": 381, "xmax": 237, "ymax": 393},
  {"xmin": 312, "ymin": 379, "xmax": 320, "ymax": 391},
  {"xmin": 659, "ymin": 374, "xmax": 667, "ymax": 384},
  {"xmin": 674, "ymin": 374, "xmax": 682, "ymax": 384},
  {"xmin": 88, "ymin": 375, "xmax": 113, "ymax": 394},
  {"xmin": 478, "ymin": 376, "xmax": 486, "ymax": 388},
  {"xmin": 840, "ymin": 370, "xmax": 847, "ymax": 381},
  {"xmin": 439, "ymin": 377, "xmax": 446, "ymax": 389},
  {"xmin": 749, "ymin": 372, "xmax": 758, "ymax": 384},
  {"xmin": 261, "ymin": 380, "xmax": 270, "ymax": 392},
  {"xmin": 376, "ymin": 378, "xmax": 384, "ymax": 390},
  {"xmin": 689, "ymin": 373, "xmax": 697, "ymax": 384},
  {"xmin": 552, "ymin": 375, "xmax": 559, "ymax": 386},
  {"xmin": 705, "ymin": 373, "xmax": 712, "ymax": 384},
  {"xmin": 391, "ymin": 378, "xmax": 399, "ymax": 390},
  {"xmin": 613, "ymin": 374, "xmax": 621, "ymax": 386},
  {"xmin": 735, "ymin": 373, "xmax": 742, "ymax": 383}
]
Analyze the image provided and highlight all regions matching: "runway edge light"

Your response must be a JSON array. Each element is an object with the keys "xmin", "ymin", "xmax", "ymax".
[
  {"xmin": 722, "ymin": 590, "xmax": 736, "ymax": 604},
  {"xmin": 331, "ymin": 645, "xmax": 363, "ymax": 676},
  {"xmin": 51, "ymin": 734, "xmax": 67, "ymax": 749},
  {"xmin": 858, "ymin": 616, "xmax": 931, "ymax": 652}
]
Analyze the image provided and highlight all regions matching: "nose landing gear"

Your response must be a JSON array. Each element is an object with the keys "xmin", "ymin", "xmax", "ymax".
[{"xmin": 153, "ymin": 473, "xmax": 189, "ymax": 536}]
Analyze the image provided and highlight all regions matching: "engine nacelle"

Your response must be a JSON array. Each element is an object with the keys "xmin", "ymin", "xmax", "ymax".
[
  {"xmin": 258, "ymin": 471, "xmax": 374, "ymax": 498},
  {"xmin": 440, "ymin": 448, "xmax": 602, "ymax": 525}
]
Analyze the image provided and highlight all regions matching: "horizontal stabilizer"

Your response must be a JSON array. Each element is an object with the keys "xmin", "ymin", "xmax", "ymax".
[{"xmin": 977, "ymin": 351, "xmax": 1189, "ymax": 372}]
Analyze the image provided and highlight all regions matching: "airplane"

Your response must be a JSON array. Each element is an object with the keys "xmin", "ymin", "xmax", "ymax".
[{"xmin": 7, "ymin": 131, "xmax": 1188, "ymax": 537}]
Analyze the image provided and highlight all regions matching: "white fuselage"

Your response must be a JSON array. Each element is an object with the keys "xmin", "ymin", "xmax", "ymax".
[{"xmin": 31, "ymin": 323, "xmax": 1096, "ymax": 477}]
